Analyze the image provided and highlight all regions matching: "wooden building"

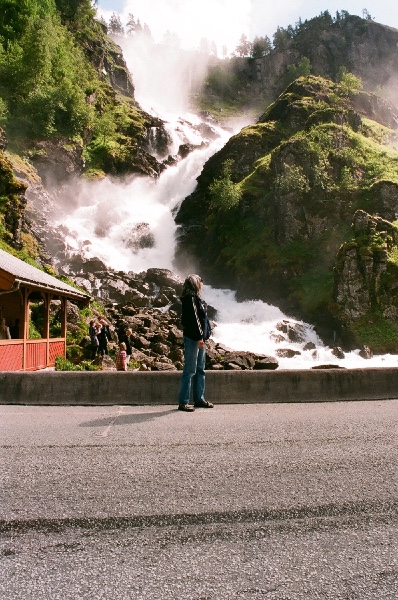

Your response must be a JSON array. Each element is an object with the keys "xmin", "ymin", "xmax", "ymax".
[{"xmin": 0, "ymin": 249, "xmax": 90, "ymax": 371}]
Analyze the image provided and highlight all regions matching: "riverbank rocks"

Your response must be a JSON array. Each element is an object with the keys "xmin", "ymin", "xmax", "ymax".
[
  {"xmin": 205, "ymin": 342, "xmax": 278, "ymax": 370},
  {"xmin": 65, "ymin": 260, "xmax": 280, "ymax": 370}
]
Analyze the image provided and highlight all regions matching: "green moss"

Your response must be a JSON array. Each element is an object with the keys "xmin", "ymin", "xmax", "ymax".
[
  {"xmin": 82, "ymin": 168, "xmax": 107, "ymax": 180},
  {"xmin": 239, "ymin": 122, "xmax": 279, "ymax": 140},
  {"xmin": 82, "ymin": 100, "xmax": 147, "ymax": 173},
  {"xmin": 349, "ymin": 314, "xmax": 398, "ymax": 353},
  {"xmin": 5, "ymin": 151, "xmax": 41, "ymax": 183},
  {"xmin": 223, "ymin": 222, "xmax": 270, "ymax": 277},
  {"xmin": 240, "ymin": 157, "xmax": 272, "ymax": 195},
  {"xmin": 0, "ymin": 240, "xmax": 43, "ymax": 266},
  {"xmin": 388, "ymin": 247, "xmax": 398, "ymax": 265},
  {"xmin": 291, "ymin": 268, "xmax": 334, "ymax": 313},
  {"xmin": 275, "ymin": 240, "xmax": 316, "ymax": 273},
  {"xmin": 360, "ymin": 118, "xmax": 395, "ymax": 145},
  {"xmin": 20, "ymin": 232, "xmax": 40, "ymax": 259}
]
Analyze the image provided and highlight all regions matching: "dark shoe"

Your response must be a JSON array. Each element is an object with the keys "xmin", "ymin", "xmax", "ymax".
[
  {"xmin": 194, "ymin": 400, "xmax": 214, "ymax": 408},
  {"xmin": 178, "ymin": 404, "xmax": 195, "ymax": 412}
]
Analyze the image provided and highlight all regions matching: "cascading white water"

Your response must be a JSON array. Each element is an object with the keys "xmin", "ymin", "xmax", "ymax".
[
  {"xmin": 57, "ymin": 115, "xmax": 230, "ymax": 273},
  {"xmin": 204, "ymin": 286, "xmax": 398, "ymax": 369},
  {"xmin": 54, "ymin": 32, "xmax": 398, "ymax": 369}
]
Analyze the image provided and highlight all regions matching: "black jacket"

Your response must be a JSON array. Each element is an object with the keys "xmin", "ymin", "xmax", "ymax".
[
  {"xmin": 181, "ymin": 293, "xmax": 211, "ymax": 341},
  {"xmin": 119, "ymin": 333, "xmax": 133, "ymax": 356},
  {"xmin": 98, "ymin": 324, "xmax": 111, "ymax": 343}
]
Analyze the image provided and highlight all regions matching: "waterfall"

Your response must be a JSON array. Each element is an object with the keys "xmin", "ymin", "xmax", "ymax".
[
  {"xmin": 56, "ymin": 116, "xmax": 231, "ymax": 273},
  {"xmin": 52, "ymin": 34, "xmax": 398, "ymax": 370}
]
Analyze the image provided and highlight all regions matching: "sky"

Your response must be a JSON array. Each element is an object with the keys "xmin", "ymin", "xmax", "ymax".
[{"xmin": 96, "ymin": 0, "xmax": 398, "ymax": 54}]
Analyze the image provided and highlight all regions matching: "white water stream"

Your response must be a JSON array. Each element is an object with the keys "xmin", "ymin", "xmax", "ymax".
[
  {"xmin": 59, "ymin": 114, "xmax": 230, "ymax": 273},
  {"xmin": 53, "ymin": 35, "xmax": 398, "ymax": 369}
]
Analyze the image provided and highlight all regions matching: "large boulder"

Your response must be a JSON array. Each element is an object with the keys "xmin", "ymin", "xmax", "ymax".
[{"xmin": 333, "ymin": 210, "xmax": 398, "ymax": 350}]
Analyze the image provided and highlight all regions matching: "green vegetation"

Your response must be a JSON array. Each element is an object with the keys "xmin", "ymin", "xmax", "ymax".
[
  {"xmin": 0, "ymin": 151, "xmax": 27, "ymax": 246},
  {"xmin": 55, "ymin": 356, "xmax": 101, "ymax": 371},
  {"xmin": 0, "ymin": 237, "xmax": 41, "ymax": 265},
  {"xmin": 283, "ymin": 56, "xmax": 312, "ymax": 89},
  {"xmin": 209, "ymin": 159, "xmax": 242, "ymax": 211},
  {"xmin": 291, "ymin": 268, "xmax": 334, "ymax": 313},
  {"xmin": 197, "ymin": 56, "xmax": 256, "ymax": 117},
  {"xmin": 350, "ymin": 314, "xmax": 398, "ymax": 352},
  {"xmin": 0, "ymin": 0, "xmax": 97, "ymax": 139},
  {"xmin": 196, "ymin": 10, "xmax": 370, "ymax": 116},
  {"xmin": 178, "ymin": 74, "xmax": 398, "ymax": 350},
  {"xmin": 336, "ymin": 67, "xmax": 363, "ymax": 97},
  {"xmin": 0, "ymin": 0, "xmax": 148, "ymax": 174},
  {"xmin": 83, "ymin": 101, "xmax": 147, "ymax": 176}
]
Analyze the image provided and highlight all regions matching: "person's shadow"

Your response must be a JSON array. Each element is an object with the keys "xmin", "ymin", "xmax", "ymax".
[{"xmin": 79, "ymin": 409, "xmax": 176, "ymax": 428}]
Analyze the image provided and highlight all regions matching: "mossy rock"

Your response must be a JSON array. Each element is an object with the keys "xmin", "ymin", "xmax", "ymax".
[{"xmin": 175, "ymin": 75, "xmax": 398, "ymax": 340}]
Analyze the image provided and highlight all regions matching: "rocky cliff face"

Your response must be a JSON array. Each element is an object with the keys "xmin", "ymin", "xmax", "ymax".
[
  {"xmin": 175, "ymin": 76, "xmax": 398, "ymax": 351},
  {"xmin": 0, "ymin": 134, "xmax": 27, "ymax": 250},
  {"xmin": 334, "ymin": 211, "xmax": 398, "ymax": 350},
  {"xmin": 251, "ymin": 15, "xmax": 398, "ymax": 104}
]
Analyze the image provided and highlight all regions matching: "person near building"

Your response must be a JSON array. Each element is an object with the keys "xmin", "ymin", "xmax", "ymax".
[
  {"xmin": 89, "ymin": 320, "xmax": 99, "ymax": 359},
  {"xmin": 97, "ymin": 318, "xmax": 112, "ymax": 356},
  {"xmin": 0, "ymin": 318, "xmax": 11, "ymax": 340}
]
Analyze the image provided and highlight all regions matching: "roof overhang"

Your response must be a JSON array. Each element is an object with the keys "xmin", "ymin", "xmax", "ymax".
[{"xmin": 0, "ymin": 250, "xmax": 91, "ymax": 304}]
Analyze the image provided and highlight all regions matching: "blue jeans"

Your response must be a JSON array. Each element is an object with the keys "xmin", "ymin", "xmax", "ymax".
[{"xmin": 178, "ymin": 336, "xmax": 206, "ymax": 405}]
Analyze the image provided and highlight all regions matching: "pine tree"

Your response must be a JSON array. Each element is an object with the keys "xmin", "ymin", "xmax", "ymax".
[{"xmin": 108, "ymin": 12, "xmax": 124, "ymax": 36}]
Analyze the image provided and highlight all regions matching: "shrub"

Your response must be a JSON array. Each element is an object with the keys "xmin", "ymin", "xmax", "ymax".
[
  {"xmin": 209, "ymin": 159, "xmax": 242, "ymax": 211},
  {"xmin": 55, "ymin": 356, "xmax": 101, "ymax": 370}
]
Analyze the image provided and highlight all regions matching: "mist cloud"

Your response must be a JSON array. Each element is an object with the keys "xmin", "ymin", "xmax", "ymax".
[
  {"xmin": 98, "ymin": 0, "xmax": 398, "ymax": 55},
  {"xmin": 101, "ymin": 0, "xmax": 251, "ymax": 54},
  {"xmin": 118, "ymin": 34, "xmax": 209, "ymax": 113}
]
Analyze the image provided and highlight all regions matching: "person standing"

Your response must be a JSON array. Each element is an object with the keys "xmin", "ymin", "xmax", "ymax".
[
  {"xmin": 119, "ymin": 328, "xmax": 133, "ymax": 364},
  {"xmin": 116, "ymin": 342, "xmax": 128, "ymax": 371},
  {"xmin": 97, "ymin": 318, "xmax": 111, "ymax": 356},
  {"xmin": 0, "ymin": 318, "xmax": 11, "ymax": 340},
  {"xmin": 9, "ymin": 319, "xmax": 20, "ymax": 339},
  {"xmin": 89, "ymin": 320, "xmax": 99, "ymax": 359},
  {"xmin": 178, "ymin": 274, "xmax": 214, "ymax": 412}
]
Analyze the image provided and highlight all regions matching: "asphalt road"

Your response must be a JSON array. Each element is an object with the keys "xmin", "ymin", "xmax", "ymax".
[{"xmin": 1, "ymin": 400, "xmax": 397, "ymax": 599}]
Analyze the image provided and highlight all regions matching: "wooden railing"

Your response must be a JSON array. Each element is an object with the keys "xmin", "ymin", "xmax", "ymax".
[{"xmin": 0, "ymin": 339, "xmax": 65, "ymax": 371}]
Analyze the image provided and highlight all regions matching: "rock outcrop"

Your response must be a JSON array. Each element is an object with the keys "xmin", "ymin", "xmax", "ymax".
[
  {"xmin": 175, "ymin": 75, "xmax": 398, "ymax": 350},
  {"xmin": 333, "ymin": 210, "xmax": 398, "ymax": 350},
  {"xmin": 0, "ymin": 140, "xmax": 27, "ymax": 250},
  {"xmin": 249, "ymin": 15, "xmax": 398, "ymax": 106}
]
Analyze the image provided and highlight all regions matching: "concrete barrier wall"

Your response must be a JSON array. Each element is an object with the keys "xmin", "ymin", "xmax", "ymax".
[{"xmin": 0, "ymin": 368, "xmax": 398, "ymax": 405}]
